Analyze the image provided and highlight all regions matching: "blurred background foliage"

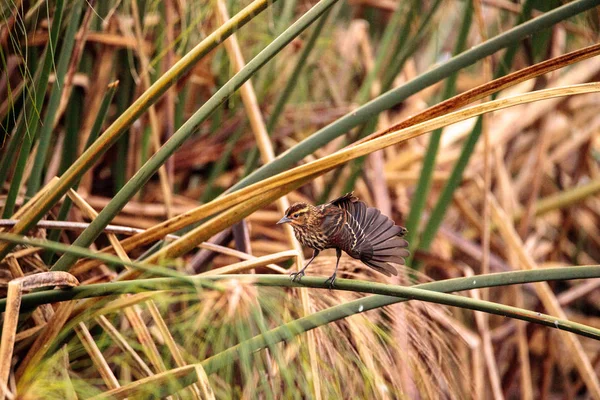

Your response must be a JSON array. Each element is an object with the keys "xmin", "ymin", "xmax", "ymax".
[{"xmin": 1, "ymin": 0, "xmax": 600, "ymax": 398}]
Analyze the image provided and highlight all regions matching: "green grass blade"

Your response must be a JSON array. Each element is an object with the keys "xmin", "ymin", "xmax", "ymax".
[
  {"xmin": 0, "ymin": 0, "xmax": 279, "ymax": 261},
  {"xmin": 26, "ymin": 1, "xmax": 84, "ymax": 197},
  {"xmin": 1, "ymin": 0, "xmax": 65, "ymax": 218},
  {"xmin": 0, "ymin": 232, "xmax": 191, "ymax": 280}
]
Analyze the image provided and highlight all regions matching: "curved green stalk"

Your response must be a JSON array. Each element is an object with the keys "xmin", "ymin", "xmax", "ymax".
[
  {"xmin": 5, "ymin": 265, "xmax": 599, "ymax": 320},
  {"xmin": 50, "ymin": 0, "xmax": 339, "ymax": 272}
]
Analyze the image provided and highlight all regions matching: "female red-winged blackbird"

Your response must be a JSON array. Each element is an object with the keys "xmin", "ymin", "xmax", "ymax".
[{"xmin": 277, "ymin": 192, "xmax": 409, "ymax": 288}]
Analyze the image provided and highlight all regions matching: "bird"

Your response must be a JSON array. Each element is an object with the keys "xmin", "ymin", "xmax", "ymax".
[{"xmin": 277, "ymin": 192, "xmax": 410, "ymax": 288}]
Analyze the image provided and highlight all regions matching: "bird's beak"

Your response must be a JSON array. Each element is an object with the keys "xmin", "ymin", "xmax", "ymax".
[{"xmin": 277, "ymin": 216, "xmax": 291, "ymax": 225}]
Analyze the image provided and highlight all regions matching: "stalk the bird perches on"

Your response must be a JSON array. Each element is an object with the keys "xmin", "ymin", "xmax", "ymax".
[{"xmin": 277, "ymin": 193, "xmax": 410, "ymax": 288}]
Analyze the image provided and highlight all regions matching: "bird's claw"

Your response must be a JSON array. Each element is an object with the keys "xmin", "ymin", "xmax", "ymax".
[
  {"xmin": 324, "ymin": 273, "xmax": 336, "ymax": 290},
  {"xmin": 290, "ymin": 270, "xmax": 305, "ymax": 283}
]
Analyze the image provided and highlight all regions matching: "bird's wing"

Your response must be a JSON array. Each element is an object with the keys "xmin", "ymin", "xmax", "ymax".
[
  {"xmin": 340, "ymin": 198, "xmax": 409, "ymax": 277},
  {"xmin": 327, "ymin": 192, "xmax": 358, "ymax": 212}
]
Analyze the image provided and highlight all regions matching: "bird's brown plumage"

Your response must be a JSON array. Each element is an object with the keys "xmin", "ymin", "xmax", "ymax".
[{"xmin": 277, "ymin": 193, "xmax": 409, "ymax": 287}]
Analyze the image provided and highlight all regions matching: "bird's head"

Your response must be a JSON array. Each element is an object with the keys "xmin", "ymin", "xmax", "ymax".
[{"xmin": 277, "ymin": 203, "xmax": 311, "ymax": 227}]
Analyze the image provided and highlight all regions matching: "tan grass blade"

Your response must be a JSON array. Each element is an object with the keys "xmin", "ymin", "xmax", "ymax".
[
  {"xmin": 193, "ymin": 365, "xmax": 216, "ymax": 400},
  {"xmin": 146, "ymin": 302, "xmax": 207, "ymax": 400},
  {"xmin": 88, "ymin": 364, "xmax": 197, "ymax": 400},
  {"xmin": 0, "ymin": 282, "xmax": 21, "ymax": 400},
  {"xmin": 14, "ymin": 325, "xmax": 45, "ymax": 343},
  {"xmin": 493, "ymin": 148, "xmax": 534, "ymax": 400},
  {"xmin": 76, "ymin": 293, "xmax": 163, "ymax": 322},
  {"xmin": 196, "ymin": 243, "xmax": 288, "ymax": 274},
  {"xmin": 357, "ymin": 43, "xmax": 600, "ymax": 150},
  {"xmin": 130, "ymin": 0, "xmax": 174, "ymax": 219},
  {"xmin": 60, "ymin": 345, "xmax": 77, "ymax": 400},
  {"xmin": 75, "ymin": 322, "xmax": 120, "ymax": 390},
  {"xmin": 471, "ymin": 3, "xmax": 502, "ymax": 397},
  {"xmin": 147, "ymin": 83, "xmax": 600, "ymax": 261},
  {"xmin": 96, "ymin": 315, "xmax": 154, "ymax": 377}
]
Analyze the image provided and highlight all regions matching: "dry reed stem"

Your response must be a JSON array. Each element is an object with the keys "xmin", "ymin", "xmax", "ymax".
[
  {"xmin": 96, "ymin": 315, "xmax": 154, "ymax": 376},
  {"xmin": 472, "ymin": 2, "xmax": 504, "ymax": 397},
  {"xmin": 488, "ymin": 193, "xmax": 600, "ymax": 399},
  {"xmin": 5, "ymin": 256, "xmax": 48, "ymax": 325},
  {"xmin": 130, "ymin": 0, "xmax": 174, "ymax": 219},
  {"xmin": 74, "ymin": 322, "xmax": 120, "ymax": 390},
  {"xmin": 24, "ymin": 31, "xmax": 154, "ymax": 53},
  {"xmin": 211, "ymin": 3, "xmax": 323, "ymax": 396},
  {"xmin": 77, "ymin": 293, "xmax": 162, "ymax": 323},
  {"xmin": 492, "ymin": 127, "xmax": 533, "ymax": 400},
  {"xmin": 164, "ymin": 0, "xmax": 176, "ymax": 192},
  {"xmin": 146, "ymin": 301, "xmax": 206, "ymax": 400},
  {"xmin": 0, "ymin": 283, "xmax": 20, "ymax": 400}
]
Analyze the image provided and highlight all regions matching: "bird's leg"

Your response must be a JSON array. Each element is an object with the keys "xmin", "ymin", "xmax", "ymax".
[
  {"xmin": 291, "ymin": 250, "xmax": 319, "ymax": 282},
  {"xmin": 325, "ymin": 248, "xmax": 342, "ymax": 289}
]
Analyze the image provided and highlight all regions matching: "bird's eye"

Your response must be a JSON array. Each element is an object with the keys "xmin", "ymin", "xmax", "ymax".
[{"xmin": 293, "ymin": 213, "xmax": 300, "ymax": 218}]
